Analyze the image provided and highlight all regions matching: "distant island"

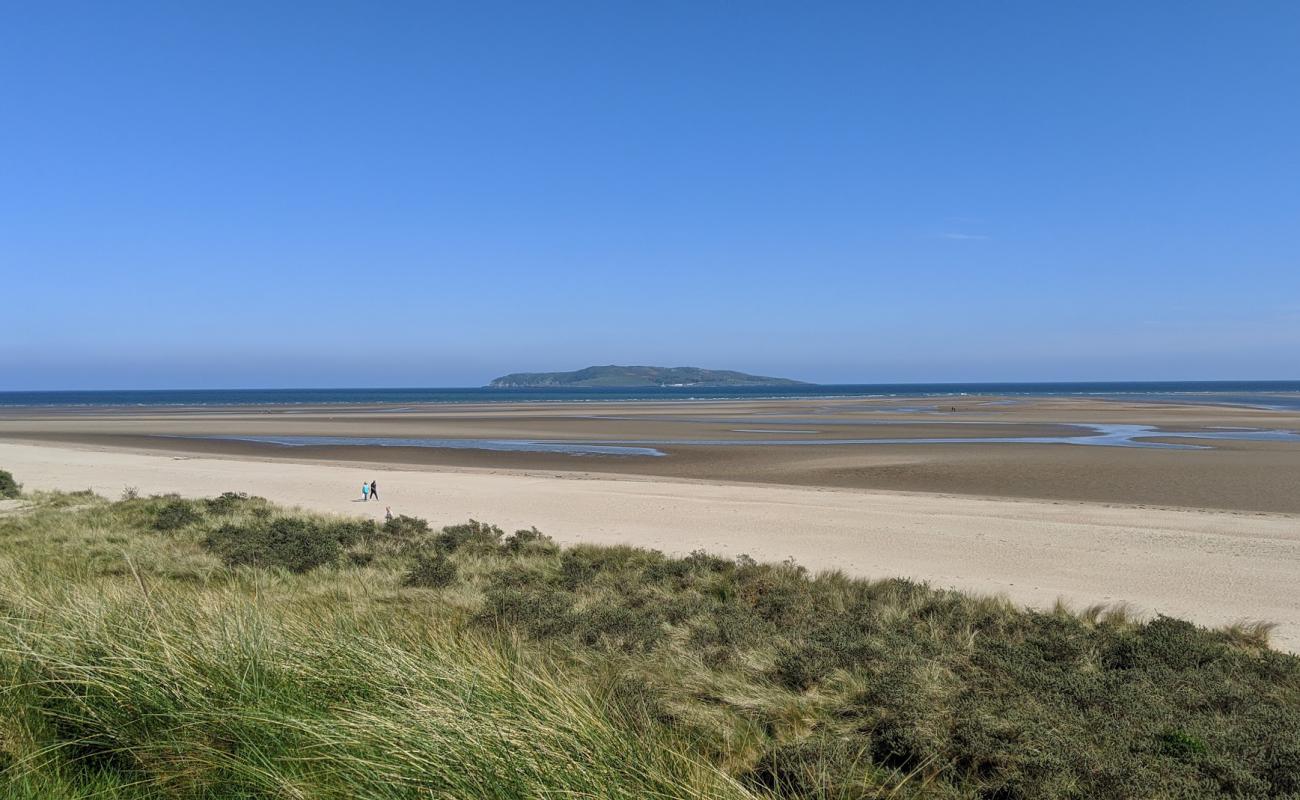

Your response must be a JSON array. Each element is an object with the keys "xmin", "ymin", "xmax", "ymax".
[{"xmin": 487, "ymin": 365, "xmax": 808, "ymax": 388}]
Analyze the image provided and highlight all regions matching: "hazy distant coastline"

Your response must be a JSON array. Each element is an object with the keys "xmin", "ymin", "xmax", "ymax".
[{"xmin": 2, "ymin": 381, "xmax": 1299, "ymax": 409}]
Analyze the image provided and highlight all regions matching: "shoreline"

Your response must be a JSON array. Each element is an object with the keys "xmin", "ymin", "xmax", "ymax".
[
  {"xmin": 7, "ymin": 432, "xmax": 1299, "ymax": 519},
  {"xmin": 5, "ymin": 427, "xmax": 1299, "ymax": 514}
]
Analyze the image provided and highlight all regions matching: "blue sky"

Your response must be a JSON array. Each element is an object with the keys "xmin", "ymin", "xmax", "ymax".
[{"xmin": 3, "ymin": 1, "xmax": 1298, "ymax": 389}]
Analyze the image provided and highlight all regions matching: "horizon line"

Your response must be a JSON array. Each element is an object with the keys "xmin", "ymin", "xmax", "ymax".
[{"xmin": 3, "ymin": 378, "xmax": 1300, "ymax": 395}]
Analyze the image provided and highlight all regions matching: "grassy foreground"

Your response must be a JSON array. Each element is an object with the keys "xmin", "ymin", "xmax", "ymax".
[{"xmin": 0, "ymin": 481, "xmax": 1297, "ymax": 799}]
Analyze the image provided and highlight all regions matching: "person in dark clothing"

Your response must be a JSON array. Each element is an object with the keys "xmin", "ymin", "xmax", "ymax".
[{"xmin": 369, "ymin": 480, "xmax": 378, "ymax": 501}]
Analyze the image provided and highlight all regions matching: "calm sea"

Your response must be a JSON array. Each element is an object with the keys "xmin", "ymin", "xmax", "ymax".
[{"xmin": 2, "ymin": 381, "xmax": 1299, "ymax": 410}]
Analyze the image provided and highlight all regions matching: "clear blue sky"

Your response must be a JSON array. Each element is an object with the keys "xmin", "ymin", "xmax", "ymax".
[{"xmin": 3, "ymin": 1, "xmax": 1298, "ymax": 389}]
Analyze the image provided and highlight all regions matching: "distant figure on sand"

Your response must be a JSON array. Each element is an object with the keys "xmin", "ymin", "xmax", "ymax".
[
  {"xmin": 370, "ymin": 480, "xmax": 379, "ymax": 501},
  {"xmin": 385, "ymin": 506, "xmax": 393, "ymax": 522},
  {"xmin": 361, "ymin": 482, "xmax": 369, "ymax": 501}
]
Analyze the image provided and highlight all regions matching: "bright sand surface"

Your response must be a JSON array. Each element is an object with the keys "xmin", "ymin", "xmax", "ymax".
[{"xmin": 3, "ymin": 439, "xmax": 1298, "ymax": 652}]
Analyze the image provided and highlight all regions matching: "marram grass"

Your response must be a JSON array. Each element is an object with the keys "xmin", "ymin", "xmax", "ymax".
[{"xmin": 1, "ymin": 585, "xmax": 748, "ymax": 799}]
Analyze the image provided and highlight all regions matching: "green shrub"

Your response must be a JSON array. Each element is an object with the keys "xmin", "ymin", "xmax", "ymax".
[
  {"xmin": 152, "ymin": 499, "xmax": 203, "ymax": 531},
  {"xmin": 381, "ymin": 514, "xmax": 431, "ymax": 539},
  {"xmin": 866, "ymin": 716, "xmax": 936, "ymax": 774},
  {"xmin": 0, "ymin": 469, "xmax": 21, "ymax": 499},
  {"xmin": 203, "ymin": 517, "xmax": 341, "ymax": 573},
  {"xmin": 577, "ymin": 603, "xmax": 666, "ymax": 653},
  {"xmin": 560, "ymin": 549, "xmax": 602, "ymax": 589},
  {"xmin": 772, "ymin": 643, "xmax": 838, "ymax": 691},
  {"xmin": 735, "ymin": 561, "xmax": 812, "ymax": 625},
  {"xmin": 482, "ymin": 563, "xmax": 552, "ymax": 590},
  {"xmin": 502, "ymin": 526, "xmax": 558, "ymax": 555},
  {"xmin": 1128, "ymin": 615, "xmax": 1226, "ymax": 670},
  {"xmin": 554, "ymin": 545, "xmax": 664, "ymax": 590},
  {"xmin": 686, "ymin": 603, "xmax": 770, "ymax": 654},
  {"xmin": 325, "ymin": 518, "xmax": 378, "ymax": 547},
  {"xmin": 1266, "ymin": 742, "xmax": 1300, "ymax": 794},
  {"xmin": 476, "ymin": 584, "xmax": 576, "ymax": 640},
  {"xmin": 683, "ymin": 549, "xmax": 734, "ymax": 573},
  {"xmin": 1159, "ymin": 728, "xmax": 1208, "ymax": 760},
  {"xmin": 435, "ymin": 519, "xmax": 503, "ymax": 553},
  {"xmin": 641, "ymin": 558, "xmax": 693, "ymax": 586},
  {"xmin": 202, "ymin": 491, "xmax": 261, "ymax": 515},
  {"xmin": 403, "ymin": 552, "xmax": 458, "ymax": 588}
]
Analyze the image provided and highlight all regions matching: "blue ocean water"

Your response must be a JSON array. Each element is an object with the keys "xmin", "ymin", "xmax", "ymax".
[{"xmin": 2, "ymin": 381, "xmax": 1300, "ymax": 409}]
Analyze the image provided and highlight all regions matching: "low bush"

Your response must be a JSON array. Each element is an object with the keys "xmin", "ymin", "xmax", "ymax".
[
  {"xmin": 1160, "ymin": 728, "xmax": 1208, "ymax": 760},
  {"xmin": 771, "ymin": 642, "xmax": 839, "ymax": 691},
  {"xmin": 325, "ymin": 518, "xmax": 378, "ymax": 547},
  {"xmin": 560, "ymin": 548, "xmax": 602, "ymax": 589},
  {"xmin": 687, "ymin": 602, "xmax": 770, "ymax": 654},
  {"xmin": 502, "ymin": 526, "xmax": 558, "ymax": 555},
  {"xmin": 403, "ymin": 551, "xmax": 459, "ymax": 588},
  {"xmin": 203, "ymin": 516, "xmax": 341, "ymax": 573},
  {"xmin": 476, "ymin": 583, "xmax": 577, "ymax": 639},
  {"xmin": 152, "ymin": 499, "xmax": 203, "ymax": 531},
  {"xmin": 435, "ymin": 519, "xmax": 503, "ymax": 553},
  {"xmin": 577, "ymin": 603, "xmax": 666, "ymax": 653},
  {"xmin": 557, "ymin": 545, "xmax": 664, "ymax": 590},
  {"xmin": 202, "ymin": 491, "xmax": 261, "ymax": 515},
  {"xmin": 0, "ymin": 469, "xmax": 22, "ymax": 499},
  {"xmin": 734, "ymin": 560, "xmax": 812, "ymax": 625},
  {"xmin": 684, "ymin": 549, "xmax": 734, "ymax": 573},
  {"xmin": 381, "ymin": 514, "xmax": 431, "ymax": 539}
]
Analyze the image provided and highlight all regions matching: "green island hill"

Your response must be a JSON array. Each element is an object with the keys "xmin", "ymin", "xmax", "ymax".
[{"xmin": 487, "ymin": 365, "xmax": 809, "ymax": 388}]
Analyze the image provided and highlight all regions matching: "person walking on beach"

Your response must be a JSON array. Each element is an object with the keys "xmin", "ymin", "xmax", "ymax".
[
  {"xmin": 385, "ymin": 506, "xmax": 393, "ymax": 522},
  {"xmin": 361, "ymin": 481, "xmax": 370, "ymax": 501},
  {"xmin": 370, "ymin": 480, "xmax": 379, "ymax": 501}
]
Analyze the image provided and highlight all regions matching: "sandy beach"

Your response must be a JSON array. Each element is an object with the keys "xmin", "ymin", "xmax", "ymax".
[
  {"xmin": 3, "ymin": 396, "xmax": 1299, "ymax": 651},
  {"xmin": 3, "ymin": 395, "xmax": 1300, "ymax": 510}
]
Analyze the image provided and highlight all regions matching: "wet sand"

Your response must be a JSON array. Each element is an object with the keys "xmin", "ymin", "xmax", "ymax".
[{"xmin": 2, "ymin": 395, "xmax": 1299, "ymax": 512}]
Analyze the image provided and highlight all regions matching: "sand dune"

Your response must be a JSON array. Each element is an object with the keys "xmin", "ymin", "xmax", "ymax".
[{"xmin": 3, "ymin": 439, "xmax": 1298, "ymax": 651}]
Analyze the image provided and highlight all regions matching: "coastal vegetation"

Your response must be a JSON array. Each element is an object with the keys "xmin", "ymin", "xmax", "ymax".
[
  {"xmin": 1, "ymin": 479, "xmax": 1297, "ymax": 798},
  {"xmin": 0, "ymin": 469, "xmax": 20, "ymax": 499},
  {"xmin": 487, "ymin": 364, "xmax": 807, "ymax": 388}
]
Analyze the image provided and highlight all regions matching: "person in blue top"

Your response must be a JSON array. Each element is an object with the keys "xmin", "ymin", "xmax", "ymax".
[{"xmin": 361, "ymin": 481, "xmax": 370, "ymax": 501}]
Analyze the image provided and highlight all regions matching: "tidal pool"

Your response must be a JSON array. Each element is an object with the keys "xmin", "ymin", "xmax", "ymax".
[
  {"xmin": 178, "ymin": 423, "xmax": 1300, "ymax": 457},
  {"xmin": 176, "ymin": 435, "xmax": 668, "ymax": 457},
  {"xmin": 581, "ymin": 424, "xmax": 1300, "ymax": 450}
]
